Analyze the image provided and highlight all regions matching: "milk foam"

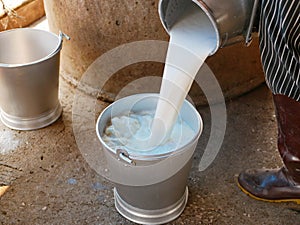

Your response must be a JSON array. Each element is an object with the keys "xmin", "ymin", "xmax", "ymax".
[
  {"xmin": 150, "ymin": 3, "xmax": 217, "ymax": 145},
  {"xmin": 102, "ymin": 111, "xmax": 195, "ymax": 155}
]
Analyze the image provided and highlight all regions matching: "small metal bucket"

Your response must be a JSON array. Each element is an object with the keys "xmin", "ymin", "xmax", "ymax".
[
  {"xmin": 0, "ymin": 28, "xmax": 69, "ymax": 130},
  {"xmin": 158, "ymin": 0, "xmax": 259, "ymax": 55},
  {"xmin": 96, "ymin": 94, "xmax": 203, "ymax": 224}
]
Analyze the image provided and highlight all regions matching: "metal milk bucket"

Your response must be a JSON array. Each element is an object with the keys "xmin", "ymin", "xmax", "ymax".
[
  {"xmin": 159, "ymin": 0, "xmax": 259, "ymax": 55},
  {"xmin": 96, "ymin": 94, "xmax": 203, "ymax": 224},
  {"xmin": 0, "ymin": 28, "xmax": 69, "ymax": 130}
]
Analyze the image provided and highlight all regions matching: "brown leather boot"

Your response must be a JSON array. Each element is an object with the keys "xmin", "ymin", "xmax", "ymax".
[{"xmin": 238, "ymin": 94, "xmax": 300, "ymax": 203}]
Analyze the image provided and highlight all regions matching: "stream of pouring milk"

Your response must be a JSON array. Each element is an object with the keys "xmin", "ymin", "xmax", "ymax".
[{"xmin": 150, "ymin": 3, "xmax": 217, "ymax": 146}]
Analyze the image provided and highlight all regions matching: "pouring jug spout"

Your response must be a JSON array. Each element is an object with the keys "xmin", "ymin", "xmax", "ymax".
[{"xmin": 158, "ymin": 0, "xmax": 260, "ymax": 55}]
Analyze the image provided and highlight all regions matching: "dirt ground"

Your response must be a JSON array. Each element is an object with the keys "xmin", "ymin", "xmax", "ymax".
[{"xmin": 1, "ymin": 77, "xmax": 300, "ymax": 225}]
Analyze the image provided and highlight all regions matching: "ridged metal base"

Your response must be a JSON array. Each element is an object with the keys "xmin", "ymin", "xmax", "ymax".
[
  {"xmin": 114, "ymin": 186, "xmax": 188, "ymax": 225},
  {"xmin": 0, "ymin": 103, "xmax": 62, "ymax": 130}
]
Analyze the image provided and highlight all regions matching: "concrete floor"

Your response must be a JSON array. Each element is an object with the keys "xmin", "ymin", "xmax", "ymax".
[{"xmin": 1, "ymin": 75, "xmax": 300, "ymax": 225}]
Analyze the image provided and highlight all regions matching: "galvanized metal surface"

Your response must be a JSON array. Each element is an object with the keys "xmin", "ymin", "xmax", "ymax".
[
  {"xmin": 158, "ymin": 0, "xmax": 259, "ymax": 54},
  {"xmin": 96, "ymin": 93, "xmax": 202, "ymax": 224},
  {"xmin": 0, "ymin": 28, "xmax": 67, "ymax": 130}
]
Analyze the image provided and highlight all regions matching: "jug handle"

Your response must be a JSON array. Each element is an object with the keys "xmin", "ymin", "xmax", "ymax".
[{"xmin": 245, "ymin": 0, "xmax": 260, "ymax": 46}]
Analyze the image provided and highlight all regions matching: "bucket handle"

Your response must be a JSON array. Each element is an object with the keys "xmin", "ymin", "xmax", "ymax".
[
  {"xmin": 116, "ymin": 149, "xmax": 136, "ymax": 166},
  {"xmin": 49, "ymin": 31, "xmax": 70, "ymax": 57},
  {"xmin": 58, "ymin": 31, "xmax": 71, "ymax": 42}
]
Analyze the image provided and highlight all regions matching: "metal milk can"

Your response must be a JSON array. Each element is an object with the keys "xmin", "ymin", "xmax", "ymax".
[{"xmin": 159, "ymin": 0, "xmax": 260, "ymax": 55}]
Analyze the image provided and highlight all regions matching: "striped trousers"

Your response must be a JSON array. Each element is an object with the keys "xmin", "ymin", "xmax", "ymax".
[{"xmin": 259, "ymin": 0, "xmax": 300, "ymax": 101}]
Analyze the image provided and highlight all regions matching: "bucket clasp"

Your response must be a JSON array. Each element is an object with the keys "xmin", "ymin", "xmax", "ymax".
[{"xmin": 116, "ymin": 149, "xmax": 136, "ymax": 166}]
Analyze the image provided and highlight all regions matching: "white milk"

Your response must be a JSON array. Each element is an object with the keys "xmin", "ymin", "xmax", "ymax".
[
  {"xmin": 150, "ymin": 3, "xmax": 217, "ymax": 146},
  {"xmin": 102, "ymin": 111, "xmax": 195, "ymax": 155}
]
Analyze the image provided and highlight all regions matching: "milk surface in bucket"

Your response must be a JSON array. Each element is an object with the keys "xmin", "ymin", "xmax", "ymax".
[
  {"xmin": 150, "ymin": 2, "xmax": 217, "ymax": 146},
  {"xmin": 102, "ymin": 111, "xmax": 196, "ymax": 155}
]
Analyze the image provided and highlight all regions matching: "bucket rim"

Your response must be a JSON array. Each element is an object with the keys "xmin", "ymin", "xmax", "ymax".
[
  {"xmin": 96, "ymin": 93, "xmax": 203, "ymax": 162},
  {"xmin": 0, "ymin": 28, "xmax": 63, "ymax": 68}
]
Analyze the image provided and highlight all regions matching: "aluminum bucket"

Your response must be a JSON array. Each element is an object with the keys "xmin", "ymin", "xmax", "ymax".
[
  {"xmin": 159, "ymin": 0, "xmax": 259, "ymax": 55},
  {"xmin": 0, "ymin": 28, "xmax": 69, "ymax": 130},
  {"xmin": 96, "ymin": 93, "xmax": 203, "ymax": 224}
]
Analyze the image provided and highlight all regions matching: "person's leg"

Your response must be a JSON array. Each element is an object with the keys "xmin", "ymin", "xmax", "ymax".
[{"xmin": 238, "ymin": 94, "xmax": 300, "ymax": 203}]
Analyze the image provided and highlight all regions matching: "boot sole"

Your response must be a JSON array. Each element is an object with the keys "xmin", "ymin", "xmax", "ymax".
[{"xmin": 236, "ymin": 178, "xmax": 300, "ymax": 204}]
